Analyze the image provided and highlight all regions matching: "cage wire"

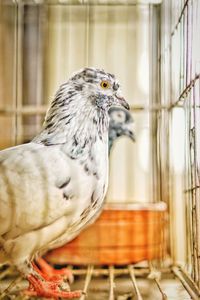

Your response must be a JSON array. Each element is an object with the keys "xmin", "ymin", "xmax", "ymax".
[
  {"xmin": 0, "ymin": 0, "xmax": 200, "ymax": 299},
  {"xmin": 159, "ymin": 0, "xmax": 200, "ymax": 290}
]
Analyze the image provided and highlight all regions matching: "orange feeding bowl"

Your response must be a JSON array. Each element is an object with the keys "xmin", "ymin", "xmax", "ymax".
[{"xmin": 45, "ymin": 202, "xmax": 167, "ymax": 265}]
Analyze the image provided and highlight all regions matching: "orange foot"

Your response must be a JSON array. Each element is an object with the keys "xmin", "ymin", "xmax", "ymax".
[
  {"xmin": 23, "ymin": 274, "xmax": 82, "ymax": 299},
  {"xmin": 34, "ymin": 257, "xmax": 74, "ymax": 283}
]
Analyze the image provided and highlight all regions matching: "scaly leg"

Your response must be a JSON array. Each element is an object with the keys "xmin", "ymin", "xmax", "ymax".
[
  {"xmin": 23, "ymin": 274, "xmax": 82, "ymax": 299},
  {"xmin": 35, "ymin": 257, "xmax": 73, "ymax": 283},
  {"xmin": 20, "ymin": 260, "xmax": 81, "ymax": 299}
]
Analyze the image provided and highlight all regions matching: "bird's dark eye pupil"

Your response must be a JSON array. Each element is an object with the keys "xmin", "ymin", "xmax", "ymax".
[{"xmin": 100, "ymin": 81, "xmax": 110, "ymax": 89}]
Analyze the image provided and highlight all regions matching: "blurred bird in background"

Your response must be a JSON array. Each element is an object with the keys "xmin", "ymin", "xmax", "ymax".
[{"xmin": 0, "ymin": 67, "xmax": 129, "ymax": 298}]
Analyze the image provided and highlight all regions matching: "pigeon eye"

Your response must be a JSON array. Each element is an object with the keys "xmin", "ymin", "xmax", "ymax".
[{"xmin": 100, "ymin": 80, "xmax": 110, "ymax": 89}]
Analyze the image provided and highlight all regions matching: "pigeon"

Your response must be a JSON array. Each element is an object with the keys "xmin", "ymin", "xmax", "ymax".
[
  {"xmin": 27, "ymin": 106, "xmax": 136, "ymax": 287},
  {"xmin": 0, "ymin": 67, "xmax": 129, "ymax": 298}
]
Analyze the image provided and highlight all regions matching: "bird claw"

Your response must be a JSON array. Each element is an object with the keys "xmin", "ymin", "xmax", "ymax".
[
  {"xmin": 24, "ymin": 274, "xmax": 82, "ymax": 299},
  {"xmin": 34, "ymin": 257, "xmax": 74, "ymax": 284}
]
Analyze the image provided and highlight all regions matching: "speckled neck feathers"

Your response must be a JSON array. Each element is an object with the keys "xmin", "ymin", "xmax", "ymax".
[{"xmin": 33, "ymin": 82, "xmax": 109, "ymax": 159}]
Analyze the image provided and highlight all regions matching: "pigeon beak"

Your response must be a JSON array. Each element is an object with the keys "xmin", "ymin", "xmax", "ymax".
[
  {"xmin": 114, "ymin": 93, "xmax": 130, "ymax": 110},
  {"xmin": 123, "ymin": 123, "xmax": 136, "ymax": 142},
  {"xmin": 127, "ymin": 130, "xmax": 136, "ymax": 142}
]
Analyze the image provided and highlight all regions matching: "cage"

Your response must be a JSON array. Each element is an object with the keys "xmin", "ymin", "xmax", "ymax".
[{"xmin": 0, "ymin": 0, "xmax": 200, "ymax": 299}]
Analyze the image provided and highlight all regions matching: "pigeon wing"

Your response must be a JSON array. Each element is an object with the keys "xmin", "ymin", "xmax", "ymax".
[{"xmin": 0, "ymin": 142, "xmax": 79, "ymax": 240}]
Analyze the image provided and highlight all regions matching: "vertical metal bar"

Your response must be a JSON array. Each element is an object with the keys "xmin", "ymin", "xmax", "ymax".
[
  {"xmin": 189, "ymin": 89, "xmax": 196, "ymax": 282},
  {"xmin": 193, "ymin": 0, "xmax": 200, "ymax": 287},
  {"xmin": 15, "ymin": 1, "xmax": 23, "ymax": 145},
  {"xmin": 185, "ymin": 95, "xmax": 193, "ymax": 276},
  {"xmin": 148, "ymin": 262, "xmax": 168, "ymax": 300},
  {"xmin": 36, "ymin": 6, "xmax": 46, "ymax": 134},
  {"xmin": 13, "ymin": 0, "xmax": 19, "ymax": 145},
  {"xmin": 149, "ymin": 3, "xmax": 161, "ymax": 204},
  {"xmin": 178, "ymin": 265, "xmax": 200, "ymax": 296},
  {"xmin": 154, "ymin": 278, "xmax": 168, "ymax": 300},
  {"xmin": 0, "ymin": 276, "xmax": 22, "ymax": 299},
  {"xmin": 79, "ymin": 265, "xmax": 93, "ymax": 300},
  {"xmin": 193, "ymin": 79, "xmax": 200, "ymax": 287},
  {"xmin": 85, "ymin": 2, "xmax": 90, "ymax": 66},
  {"xmin": 189, "ymin": 0, "xmax": 197, "ymax": 284},
  {"xmin": 128, "ymin": 265, "xmax": 143, "ymax": 300},
  {"xmin": 108, "ymin": 265, "xmax": 115, "ymax": 300},
  {"xmin": 172, "ymin": 266, "xmax": 200, "ymax": 300},
  {"xmin": 184, "ymin": 0, "xmax": 194, "ymax": 282},
  {"xmin": 191, "ymin": 89, "xmax": 198, "ymax": 284},
  {"xmin": 196, "ymin": 108, "xmax": 200, "ymax": 288}
]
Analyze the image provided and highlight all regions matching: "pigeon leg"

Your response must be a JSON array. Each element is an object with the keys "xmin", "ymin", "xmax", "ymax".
[
  {"xmin": 24, "ymin": 266, "xmax": 70, "ymax": 298},
  {"xmin": 18, "ymin": 260, "xmax": 81, "ymax": 299},
  {"xmin": 35, "ymin": 256, "xmax": 74, "ymax": 283},
  {"xmin": 31, "ymin": 260, "xmax": 64, "ymax": 282},
  {"xmin": 23, "ymin": 274, "xmax": 82, "ymax": 299}
]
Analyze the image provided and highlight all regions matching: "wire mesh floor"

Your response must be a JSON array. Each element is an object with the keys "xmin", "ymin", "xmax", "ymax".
[{"xmin": 0, "ymin": 264, "xmax": 200, "ymax": 300}]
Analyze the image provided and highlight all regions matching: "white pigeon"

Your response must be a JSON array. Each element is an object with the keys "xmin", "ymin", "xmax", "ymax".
[
  {"xmin": 0, "ymin": 67, "xmax": 129, "ymax": 298},
  {"xmin": 29, "ymin": 106, "xmax": 136, "ymax": 286}
]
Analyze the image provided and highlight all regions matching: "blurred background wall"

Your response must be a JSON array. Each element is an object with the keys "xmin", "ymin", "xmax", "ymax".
[{"xmin": 0, "ymin": 1, "xmax": 155, "ymax": 205}]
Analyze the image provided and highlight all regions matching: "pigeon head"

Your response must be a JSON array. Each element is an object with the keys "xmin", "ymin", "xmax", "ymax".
[
  {"xmin": 70, "ymin": 68, "xmax": 129, "ymax": 110},
  {"xmin": 108, "ymin": 107, "xmax": 135, "ymax": 153},
  {"xmin": 34, "ymin": 68, "xmax": 130, "ymax": 154}
]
